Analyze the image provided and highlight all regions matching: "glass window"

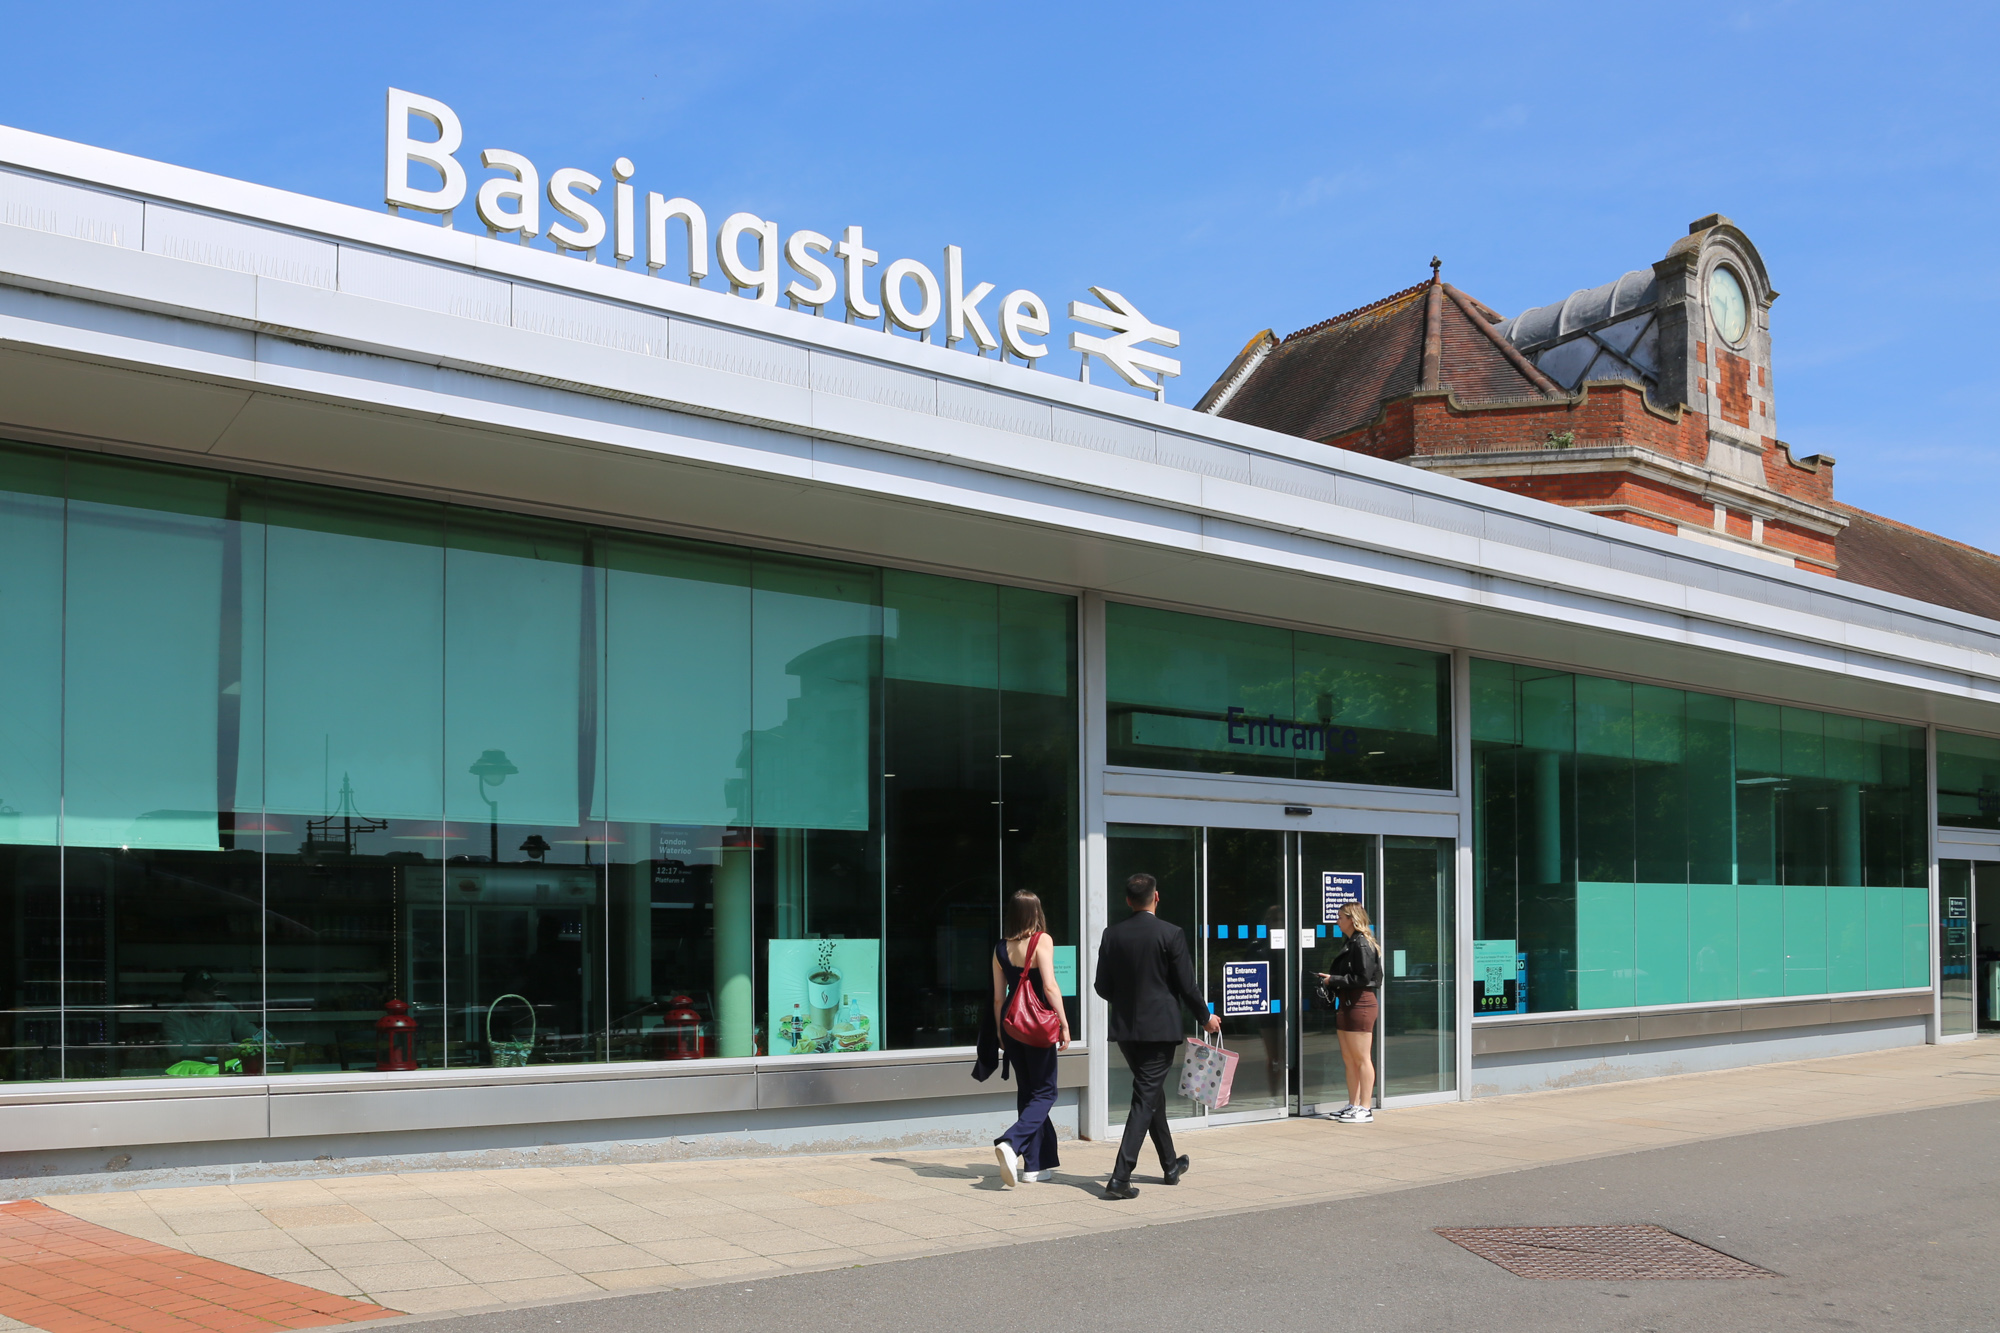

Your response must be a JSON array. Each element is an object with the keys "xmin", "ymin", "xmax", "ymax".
[
  {"xmin": 252, "ymin": 480, "xmax": 447, "ymax": 1074},
  {"xmin": 0, "ymin": 439, "xmax": 1079, "ymax": 1081},
  {"xmin": 1104, "ymin": 602, "xmax": 1449, "ymax": 789},
  {"xmin": 1938, "ymin": 730, "xmax": 2000, "ymax": 831},
  {"xmin": 1473, "ymin": 658, "xmax": 1929, "ymax": 1015}
]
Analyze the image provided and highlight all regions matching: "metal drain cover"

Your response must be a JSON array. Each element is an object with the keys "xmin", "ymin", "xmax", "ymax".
[{"xmin": 1435, "ymin": 1225, "xmax": 1773, "ymax": 1280}]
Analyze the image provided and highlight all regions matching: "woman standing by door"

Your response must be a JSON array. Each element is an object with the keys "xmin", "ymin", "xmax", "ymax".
[
  {"xmin": 991, "ymin": 890, "xmax": 1071, "ymax": 1186},
  {"xmin": 1316, "ymin": 902, "xmax": 1383, "ymax": 1123}
]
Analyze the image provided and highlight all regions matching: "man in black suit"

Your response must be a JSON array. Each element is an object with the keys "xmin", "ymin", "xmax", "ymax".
[{"xmin": 1093, "ymin": 872, "xmax": 1220, "ymax": 1200}]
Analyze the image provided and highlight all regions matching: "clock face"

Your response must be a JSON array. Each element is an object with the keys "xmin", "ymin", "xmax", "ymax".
[{"xmin": 1709, "ymin": 267, "xmax": 1748, "ymax": 345}]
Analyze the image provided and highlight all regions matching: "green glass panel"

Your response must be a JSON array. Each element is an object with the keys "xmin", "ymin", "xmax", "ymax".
[
  {"xmin": 443, "ymin": 514, "xmax": 591, "ymax": 829},
  {"xmin": 1936, "ymin": 730, "xmax": 2000, "ymax": 831},
  {"xmin": 63, "ymin": 484, "xmax": 230, "ymax": 851},
  {"xmin": 1825, "ymin": 885, "xmax": 1868, "ymax": 992},
  {"xmin": 1738, "ymin": 884, "xmax": 1784, "ymax": 998},
  {"xmin": 884, "ymin": 570, "xmax": 997, "ymax": 689},
  {"xmin": 1902, "ymin": 885, "xmax": 1931, "ymax": 990},
  {"xmin": 0, "ymin": 446, "xmax": 65, "ymax": 846},
  {"xmin": 600, "ymin": 537, "xmax": 750, "ymax": 826},
  {"xmin": 1293, "ymin": 632, "xmax": 1450, "ymax": 788},
  {"xmin": 1735, "ymin": 700, "xmax": 1782, "ymax": 774},
  {"xmin": 1865, "ymin": 886, "xmax": 1904, "ymax": 990},
  {"xmin": 1574, "ymin": 677, "xmax": 1633, "ymax": 883},
  {"xmin": 1108, "ymin": 603, "xmax": 1448, "ymax": 787},
  {"xmin": 1576, "ymin": 882, "xmax": 1635, "ymax": 1010},
  {"xmin": 1688, "ymin": 883, "xmax": 1738, "ymax": 1002},
  {"xmin": 1105, "ymin": 602, "xmax": 1293, "ymax": 778},
  {"xmin": 1782, "ymin": 885, "xmax": 1827, "ymax": 995},
  {"xmin": 1822, "ymin": 713, "xmax": 1873, "ymax": 785},
  {"xmin": 1939, "ymin": 863, "xmax": 1973, "ymax": 1033},
  {"xmin": 257, "ymin": 488, "xmax": 445, "ymax": 822},
  {"xmin": 746, "ymin": 556, "xmax": 878, "ymax": 831},
  {"xmin": 1684, "ymin": 692, "xmax": 1735, "ymax": 885},
  {"xmin": 1470, "ymin": 658, "xmax": 1518, "ymax": 744},
  {"xmin": 1779, "ymin": 707, "xmax": 1825, "ymax": 779},
  {"xmin": 997, "ymin": 586, "xmax": 1080, "ymax": 942},
  {"xmin": 1634, "ymin": 882, "xmax": 1689, "ymax": 1005},
  {"xmin": 996, "ymin": 586, "xmax": 1074, "ymax": 699}
]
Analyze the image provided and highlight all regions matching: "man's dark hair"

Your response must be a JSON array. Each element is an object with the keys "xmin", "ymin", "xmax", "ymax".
[{"xmin": 1124, "ymin": 873, "xmax": 1158, "ymax": 905}]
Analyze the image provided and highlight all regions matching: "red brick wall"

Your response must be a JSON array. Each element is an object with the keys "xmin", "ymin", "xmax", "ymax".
[
  {"xmin": 1762, "ymin": 440, "xmax": 1836, "ymax": 505},
  {"xmin": 1314, "ymin": 379, "xmax": 1839, "ymax": 569},
  {"xmin": 1716, "ymin": 350, "xmax": 1753, "ymax": 427}
]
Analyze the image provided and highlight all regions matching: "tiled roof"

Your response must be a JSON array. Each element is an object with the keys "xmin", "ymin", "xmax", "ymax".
[
  {"xmin": 1833, "ymin": 503, "xmax": 2000, "ymax": 624},
  {"xmin": 1208, "ymin": 277, "xmax": 1560, "ymax": 440}
]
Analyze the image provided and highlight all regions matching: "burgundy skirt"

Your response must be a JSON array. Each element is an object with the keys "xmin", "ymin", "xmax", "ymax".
[{"xmin": 1334, "ymin": 989, "xmax": 1378, "ymax": 1033}]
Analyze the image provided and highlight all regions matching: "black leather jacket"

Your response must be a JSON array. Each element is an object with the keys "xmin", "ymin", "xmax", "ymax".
[{"xmin": 1320, "ymin": 934, "xmax": 1383, "ymax": 1003}]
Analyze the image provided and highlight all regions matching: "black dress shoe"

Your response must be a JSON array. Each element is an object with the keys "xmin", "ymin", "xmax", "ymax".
[
  {"xmin": 1162, "ymin": 1154, "xmax": 1189, "ymax": 1185},
  {"xmin": 1104, "ymin": 1180, "xmax": 1141, "ymax": 1200}
]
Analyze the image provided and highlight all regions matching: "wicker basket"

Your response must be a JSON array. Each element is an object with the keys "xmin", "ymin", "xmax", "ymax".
[{"xmin": 486, "ymin": 993, "xmax": 536, "ymax": 1067}]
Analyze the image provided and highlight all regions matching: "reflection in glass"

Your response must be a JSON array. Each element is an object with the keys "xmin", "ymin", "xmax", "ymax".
[
  {"xmin": 0, "ymin": 437, "xmax": 1079, "ymax": 1082},
  {"xmin": 1382, "ymin": 837, "xmax": 1454, "ymax": 1097},
  {"xmin": 1473, "ymin": 658, "xmax": 1930, "ymax": 1016},
  {"xmin": 1937, "ymin": 731, "xmax": 2000, "ymax": 831},
  {"xmin": 1105, "ymin": 825, "xmax": 1201, "ymax": 1122},
  {"xmin": 1105, "ymin": 602, "xmax": 1450, "ymax": 789},
  {"xmin": 1297, "ymin": 833, "xmax": 1372, "ymax": 1110},
  {"xmin": 1941, "ymin": 861, "xmax": 1973, "ymax": 1037}
]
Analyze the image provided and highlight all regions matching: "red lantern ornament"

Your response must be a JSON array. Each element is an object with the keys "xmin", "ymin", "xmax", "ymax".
[
  {"xmin": 376, "ymin": 998, "xmax": 418, "ymax": 1071},
  {"xmin": 657, "ymin": 995, "xmax": 708, "ymax": 1061}
]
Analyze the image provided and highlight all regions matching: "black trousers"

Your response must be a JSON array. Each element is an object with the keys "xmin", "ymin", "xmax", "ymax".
[{"xmin": 1113, "ymin": 1040, "xmax": 1181, "ymax": 1184}]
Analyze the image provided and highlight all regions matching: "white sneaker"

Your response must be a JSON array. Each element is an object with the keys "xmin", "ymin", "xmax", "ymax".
[
  {"xmin": 1018, "ymin": 1169, "xmax": 1043, "ymax": 1183},
  {"xmin": 1334, "ymin": 1106, "xmax": 1374, "ymax": 1123},
  {"xmin": 994, "ymin": 1142, "xmax": 1020, "ymax": 1187}
]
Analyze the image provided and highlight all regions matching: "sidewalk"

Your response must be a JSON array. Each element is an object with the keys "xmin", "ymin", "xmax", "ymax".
[{"xmin": 17, "ymin": 1040, "xmax": 2000, "ymax": 1327}]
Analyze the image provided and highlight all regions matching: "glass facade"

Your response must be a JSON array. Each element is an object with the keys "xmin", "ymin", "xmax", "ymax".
[
  {"xmin": 1937, "ymin": 730, "xmax": 2000, "ymax": 830},
  {"xmin": 1104, "ymin": 602, "xmax": 1451, "ymax": 789},
  {"xmin": 1472, "ymin": 660, "xmax": 1930, "ymax": 1014},
  {"xmin": 0, "ymin": 441, "xmax": 1078, "ymax": 1081}
]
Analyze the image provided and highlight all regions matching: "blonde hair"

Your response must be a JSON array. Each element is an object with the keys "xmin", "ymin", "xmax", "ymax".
[{"xmin": 1340, "ymin": 902, "xmax": 1379, "ymax": 953}]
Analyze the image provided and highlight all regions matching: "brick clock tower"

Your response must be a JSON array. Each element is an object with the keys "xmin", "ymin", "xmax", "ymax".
[
  {"xmin": 1201, "ymin": 215, "xmax": 1846, "ymax": 573},
  {"xmin": 1644, "ymin": 215, "xmax": 1786, "ymax": 538}
]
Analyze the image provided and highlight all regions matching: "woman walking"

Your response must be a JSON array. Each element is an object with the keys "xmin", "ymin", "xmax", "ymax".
[
  {"xmin": 991, "ymin": 890, "xmax": 1071, "ymax": 1186},
  {"xmin": 1316, "ymin": 901, "xmax": 1383, "ymax": 1123}
]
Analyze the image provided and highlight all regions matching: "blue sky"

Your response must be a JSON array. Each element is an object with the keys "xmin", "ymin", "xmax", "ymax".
[{"xmin": 5, "ymin": 2, "xmax": 1997, "ymax": 547}]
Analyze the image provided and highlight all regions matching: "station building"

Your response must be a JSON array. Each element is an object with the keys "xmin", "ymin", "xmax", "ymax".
[{"xmin": 0, "ymin": 124, "xmax": 1996, "ymax": 1189}]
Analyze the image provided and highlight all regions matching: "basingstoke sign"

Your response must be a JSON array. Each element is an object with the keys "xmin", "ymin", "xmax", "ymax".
[{"xmin": 384, "ymin": 89, "xmax": 1182, "ymax": 398}]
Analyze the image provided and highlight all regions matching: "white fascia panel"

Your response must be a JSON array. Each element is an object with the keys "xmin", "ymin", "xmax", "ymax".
[
  {"xmin": 338, "ymin": 243, "xmax": 511, "ymax": 326},
  {"xmin": 144, "ymin": 203, "xmax": 338, "ymax": 290},
  {"xmin": 807, "ymin": 349, "xmax": 937, "ymax": 416},
  {"xmin": 0, "ymin": 219, "xmax": 257, "ymax": 324},
  {"xmin": 0, "ymin": 169, "xmax": 142, "ymax": 248}
]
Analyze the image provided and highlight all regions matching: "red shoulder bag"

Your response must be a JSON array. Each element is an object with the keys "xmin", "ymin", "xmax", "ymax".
[{"xmin": 1002, "ymin": 932, "xmax": 1064, "ymax": 1048}]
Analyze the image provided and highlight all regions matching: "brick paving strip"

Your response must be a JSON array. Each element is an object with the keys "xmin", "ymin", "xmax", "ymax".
[
  {"xmin": 0, "ymin": 1201, "xmax": 397, "ymax": 1333},
  {"xmin": 20, "ymin": 1040, "xmax": 1999, "ymax": 1324}
]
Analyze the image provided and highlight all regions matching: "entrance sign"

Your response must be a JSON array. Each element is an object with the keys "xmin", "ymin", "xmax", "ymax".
[
  {"xmin": 1221, "ymin": 961, "xmax": 1271, "ymax": 1016},
  {"xmin": 384, "ymin": 90, "xmax": 1182, "ymax": 397},
  {"xmin": 1321, "ymin": 872, "xmax": 1364, "ymax": 924}
]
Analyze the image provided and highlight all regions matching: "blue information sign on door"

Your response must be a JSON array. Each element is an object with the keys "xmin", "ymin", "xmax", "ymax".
[
  {"xmin": 1222, "ymin": 960, "xmax": 1271, "ymax": 1016},
  {"xmin": 1321, "ymin": 872, "xmax": 1364, "ymax": 924}
]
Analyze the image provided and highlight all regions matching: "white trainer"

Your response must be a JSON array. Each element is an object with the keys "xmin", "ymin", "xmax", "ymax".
[
  {"xmin": 1018, "ymin": 1169, "xmax": 1043, "ymax": 1184},
  {"xmin": 994, "ymin": 1142, "xmax": 1020, "ymax": 1187},
  {"xmin": 1335, "ymin": 1106, "xmax": 1374, "ymax": 1123}
]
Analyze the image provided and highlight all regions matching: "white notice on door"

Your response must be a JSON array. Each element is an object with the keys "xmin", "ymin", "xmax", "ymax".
[{"xmin": 1269, "ymin": 928, "xmax": 1287, "ymax": 950}]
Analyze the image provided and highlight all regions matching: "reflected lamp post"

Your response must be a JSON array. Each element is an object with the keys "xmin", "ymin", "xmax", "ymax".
[{"xmin": 468, "ymin": 749, "xmax": 517, "ymax": 864}]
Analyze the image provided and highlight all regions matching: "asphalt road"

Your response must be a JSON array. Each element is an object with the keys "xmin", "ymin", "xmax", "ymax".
[{"xmin": 418, "ymin": 1097, "xmax": 2000, "ymax": 1333}]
